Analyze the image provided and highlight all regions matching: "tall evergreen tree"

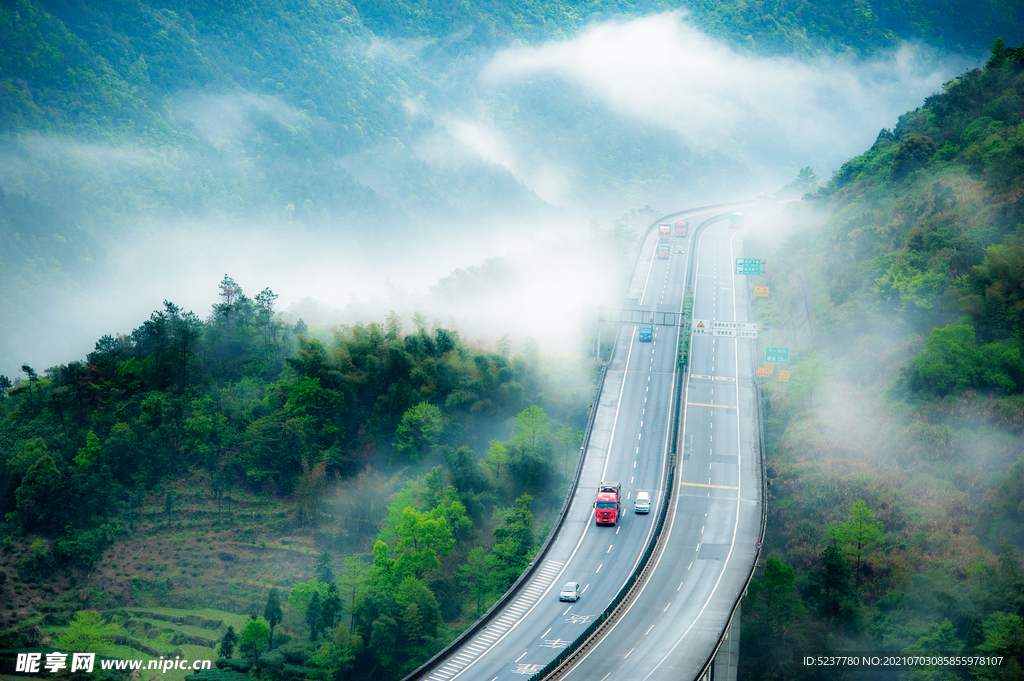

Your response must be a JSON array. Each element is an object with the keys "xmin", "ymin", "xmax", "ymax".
[
  {"xmin": 263, "ymin": 588, "xmax": 283, "ymax": 650},
  {"xmin": 219, "ymin": 625, "xmax": 238, "ymax": 658}
]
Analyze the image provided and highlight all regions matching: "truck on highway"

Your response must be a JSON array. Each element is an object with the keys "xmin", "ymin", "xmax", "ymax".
[
  {"xmin": 639, "ymin": 324, "xmax": 653, "ymax": 342},
  {"xmin": 594, "ymin": 482, "xmax": 621, "ymax": 525},
  {"xmin": 656, "ymin": 241, "xmax": 670, "ymax": 259},
  {"xmin": 658, "ymin": 223, "xmax": 672, "ymax": 240},
  {"xmin": 675, "ymin": 220, "xmax": 688, "ymax": 236},
  {"xmin": 729, "ymin": 212, "xmax": 744, "ymax": 228}
]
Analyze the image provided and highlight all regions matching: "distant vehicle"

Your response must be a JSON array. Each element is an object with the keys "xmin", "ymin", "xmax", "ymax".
[
  {"xmin": 634, "ymin": 491, "xmax": 651, "ymax": 514},
  {"xmin": 658, "ymin": 223, "xmax": 672, "ymax": 240},
  {"xmin": 675, "ymin": 220, "xmax": 688, "ymax": 236},
  {"xmin": 657, "ymin": 242, "xmax": 670, "ymax": 259},
  {"xmin": 756, "ymin": 192, "xmax": 768, "ymax": 202},
  {"xmin": 559, "ymin": 582, "xmax": 581, "ymax": 602},
  {"xmin": 594, "ymin": 481, "xmax": 621, "ymax": 525},
  {"xmin": 729, "ymin": 212, "xmax": 744, "ymax": 228},
  {"xmin": 639, "ymin": 324, "xmax": 653, "ymax": 342}
]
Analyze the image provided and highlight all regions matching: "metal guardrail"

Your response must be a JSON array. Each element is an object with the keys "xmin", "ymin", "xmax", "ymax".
[{"xmin": 404, "ymin": 200, "xmax": 758, "ymax": 681}]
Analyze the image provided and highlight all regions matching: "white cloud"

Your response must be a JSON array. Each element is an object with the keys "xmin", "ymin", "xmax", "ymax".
[{"xmin": 480, "ymin": 12, "xmax": 972, "ymax": 181}]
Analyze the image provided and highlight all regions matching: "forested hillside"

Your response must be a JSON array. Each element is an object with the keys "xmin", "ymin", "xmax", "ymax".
[
  {"xmin": 739, "ymin": 41, "xmax": 1024, "ymax": 679},
  {"xmin": 0, "ymin": 273, "xmax": 595, "ymax": 679}
]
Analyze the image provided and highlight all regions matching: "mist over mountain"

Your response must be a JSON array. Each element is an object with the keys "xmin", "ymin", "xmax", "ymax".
[{"xmin": 2, "ymin": 0, "xmax": 1000, "ymax": 377}]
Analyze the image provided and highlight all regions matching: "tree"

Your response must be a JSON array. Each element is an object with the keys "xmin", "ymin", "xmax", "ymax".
[
  {"xmin": 20, "ymin": 364, "xmax": 37, "ymax": 400},
  {"xmin": 829, "ymin": 499, "xmax": 884, "ymax": 586},
  {"xmin": 55, "ymin": 611, "xmax": 119, "ymax": 654},
  {"xmin": 815, "ymin": 544, "xmax": 855, "ymax": 623},
  {"xmin": 890, "ymin": 135, "xmax": 937, "ymax": 180},
  {"xmin": 459, "ymin": 547, "xmax": 496, "ymax": 617},
  {"xmin": 554, "ymin": 426, "xmax": 583, "ymax": 477},
  {"xmin": 340, "ymin": 556, "xmax": 368, "ymax": 629},
  {"xmin": 75, "ymin": 430, "xmax": 102, "ymax": 468},
  {"xmin": 395, "ymin": 402, "xmax": 444, "ymax": 462},
  {"xmin": 321, "ymin": 582, "xmax": 342, "ymax": 632},
  {"xmin": 220, "ymin": 625, "xmax": 238, "ymax": 658},
  {"xmin": 307, "ymin": 591, "xmax": 323, "ymax": 641},
  {"xmin": 240, "ymin": 617, "xmax": 270, "ymax": 670},
  {"xmin": 511, "ymin": 405, "xmax": 552, "ymax": 448},
  {"xmin": 315, "ymin": 550, "xmax": 334, "ymax": 584},
  {"xmin": 746, "ymin": 557, "xmax": 806, "ymax": 645},
  {"xmin": 263, "ymin": 588, "xmax": 283, "ymax": 650},
  {"xmin": 492, "ymin": 495, "xmax": 536, "ymax": 589},
  {"xmin": 0, "ymin": 374, "xmax": 12, "ymax": 398},
  {"xmin": 164, "ymin": 490, "xmax": 177, "ymax": 526}
]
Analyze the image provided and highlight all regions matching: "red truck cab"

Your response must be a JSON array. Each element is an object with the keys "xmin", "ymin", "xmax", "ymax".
[
  {"xmin": 656, "ymin": 242, "xmax": 670, "ymax": 259},
  {"xmin": 594, "ymin": 482, "xmax": 621, "ymax": 525},
  {"xmin": 675, "ymin": 220, "xmax": 687, "ymax": 237}
]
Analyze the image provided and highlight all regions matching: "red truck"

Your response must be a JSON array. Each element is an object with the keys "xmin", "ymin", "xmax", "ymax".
[
  {"xmin": 594, "ymin": 481, "xmax": 622, "ymax": 525},
  {"xmin": 658, "ymin": 223, "xmax": 671, "ymax": 240},
  {"xmin": 656, "ymin": 242, "xmax": 670, "ymax": 259},
  {"xmin": 675, "ymin": 220, "xmax": 687, "ymax": 237}
]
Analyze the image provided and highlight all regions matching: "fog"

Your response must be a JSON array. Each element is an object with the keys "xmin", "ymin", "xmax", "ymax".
[
  {"xmin": 0, "ymin": 11, "xmax": 978, "ymax": 378},
  {"xmin": 478, "ymin": 11, "xmax": 975, "ymax": 190}
]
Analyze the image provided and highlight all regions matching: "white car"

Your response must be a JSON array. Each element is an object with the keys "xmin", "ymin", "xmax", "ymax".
[
  {"xmin": 634, "ymin": 491, "xmax": 651, "ymax": 514},
  {"xmin": 559, "ymin": 582, "xmax": 581, "ymax": 602}
]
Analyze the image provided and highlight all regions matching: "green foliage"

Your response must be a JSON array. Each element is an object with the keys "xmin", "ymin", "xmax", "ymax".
[
  {"xmin": 906, "ymin": 324, "xmax": 1024, "ymax": 395},
  {"xmin": 240, "ymin": 617, "xmax": 270, "ymax": 666},
  {"xmin": 54, "ymin": 610, "xmax": 118, "ymax": 654},
  {"xmin": 288, "ymin": 580, "xmax": 329, "ymax": 613},
  {"xmin": 491, "ymin": 494, "xmax": 536, "ymax": 591},
  {"xmin": 395, "ymin": 402, "xmax": 444, "ymax": 462}
]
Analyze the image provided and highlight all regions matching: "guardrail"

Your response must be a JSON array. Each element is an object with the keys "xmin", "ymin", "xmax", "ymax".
[
  {"xmin": 529, "ymin": 212, "xmax": 728, "ymax": 681},
  {"xmin": 403, "ymin": 200, "xmax": 757, "ymax": 681}
]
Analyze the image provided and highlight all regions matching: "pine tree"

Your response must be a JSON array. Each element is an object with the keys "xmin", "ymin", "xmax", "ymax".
[
  {"xmin": 306, "ymin": 591, "xmax": 323, "ymax": 641},
  {"xmin": 263, "ymin": 588, "xmax": 283, "ymax": 650},
  {"xmin": 219, "ymin": 625, "xmax": 238, "ymax": 658}
]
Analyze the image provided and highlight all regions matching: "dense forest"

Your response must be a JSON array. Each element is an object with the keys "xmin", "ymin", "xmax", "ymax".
[
  {"xmin": 739, "ymin": 40, "xmax": 1024, "ymax": 679},
  {"xmin": 0, "ymin": 270, "xmax": 598, "ymax": 680}
]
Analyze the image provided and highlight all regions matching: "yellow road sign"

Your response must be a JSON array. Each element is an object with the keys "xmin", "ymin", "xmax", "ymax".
[
  {"xmin": 779, "ymin": 370, "xmax": 792, "ymax": 382},
  {"xmin": 753, "ymin": 286, "xmax": 770, "ymax": 297},
  {"xmin": 757, "ymin": 367, "xmax": 770, "ymax": 377}
]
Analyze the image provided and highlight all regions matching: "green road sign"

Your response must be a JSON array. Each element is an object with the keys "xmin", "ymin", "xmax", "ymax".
[
  {"xmin": 735, "ymin": 258, "xmax": 761, "ymax": 275},
  {"xmin": 765, "ymin": 347, "xmax": 789, "ymax": 363}
]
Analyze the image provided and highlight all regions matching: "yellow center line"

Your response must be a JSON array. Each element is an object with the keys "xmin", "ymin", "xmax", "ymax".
[
  {"xmin": 680, "ymin": 482, "xmax": 739, "ymax": 490},
  {"xmin": 685, "ymin": 402, "xmax": 737, "ymax": 409}
]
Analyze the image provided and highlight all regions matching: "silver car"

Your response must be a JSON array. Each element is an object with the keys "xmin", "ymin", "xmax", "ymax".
[{"xmin": 559, "ymin": 582, "xmax": 581, "ymax": 602}]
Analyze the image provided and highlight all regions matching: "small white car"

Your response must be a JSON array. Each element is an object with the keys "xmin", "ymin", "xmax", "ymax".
[
  {"xmin": 559, "ymin": 582, "xmax": 581, "ymax": 602},
  {"xmin": 634, "ymin": 491, "xmax": 651, "ymax": 514}
]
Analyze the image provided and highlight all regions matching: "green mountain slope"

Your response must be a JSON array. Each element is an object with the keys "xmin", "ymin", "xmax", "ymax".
[{"xmin": 738, "ymin": 43, "xmax": 1024, "ymax": 679}]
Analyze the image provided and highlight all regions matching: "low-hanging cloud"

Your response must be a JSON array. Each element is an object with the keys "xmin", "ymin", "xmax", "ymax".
[{"xmin": 481, "ymin": 12, "xmax": 973, "ymax": 182}]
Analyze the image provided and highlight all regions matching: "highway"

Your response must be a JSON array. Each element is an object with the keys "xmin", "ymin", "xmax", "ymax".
[
  {"xmin": 407, "ymin": 207, "xmax": 762, "ymax": 681},
  {"xmin": 562, "ymin": 216, "xmax": 763, "ymax": 680}
]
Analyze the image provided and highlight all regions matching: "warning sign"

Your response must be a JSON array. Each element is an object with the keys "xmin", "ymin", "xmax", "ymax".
[
  {"xmin": 753, "ymin": 286, "xmax": 769, "ymax": 297},
  {"xmin": 691, "ymin": 319, "xmax": 711, "ymax": 335},
  {"xmin": 779, "ymin": 370, "xmax": 792, "ymax": 382},
  {"xmin": 757, "ymin": 367, "xmax": 771, "ymax": 377}
]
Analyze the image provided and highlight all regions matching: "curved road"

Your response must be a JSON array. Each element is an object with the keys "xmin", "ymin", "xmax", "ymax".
[
  {"xmin": 412, "ymin": 207, "xmax": 761, "ymax": 681},
  {"xmin": 563, "ymin": 216, "xmax": 763, "ymax": 680}
]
